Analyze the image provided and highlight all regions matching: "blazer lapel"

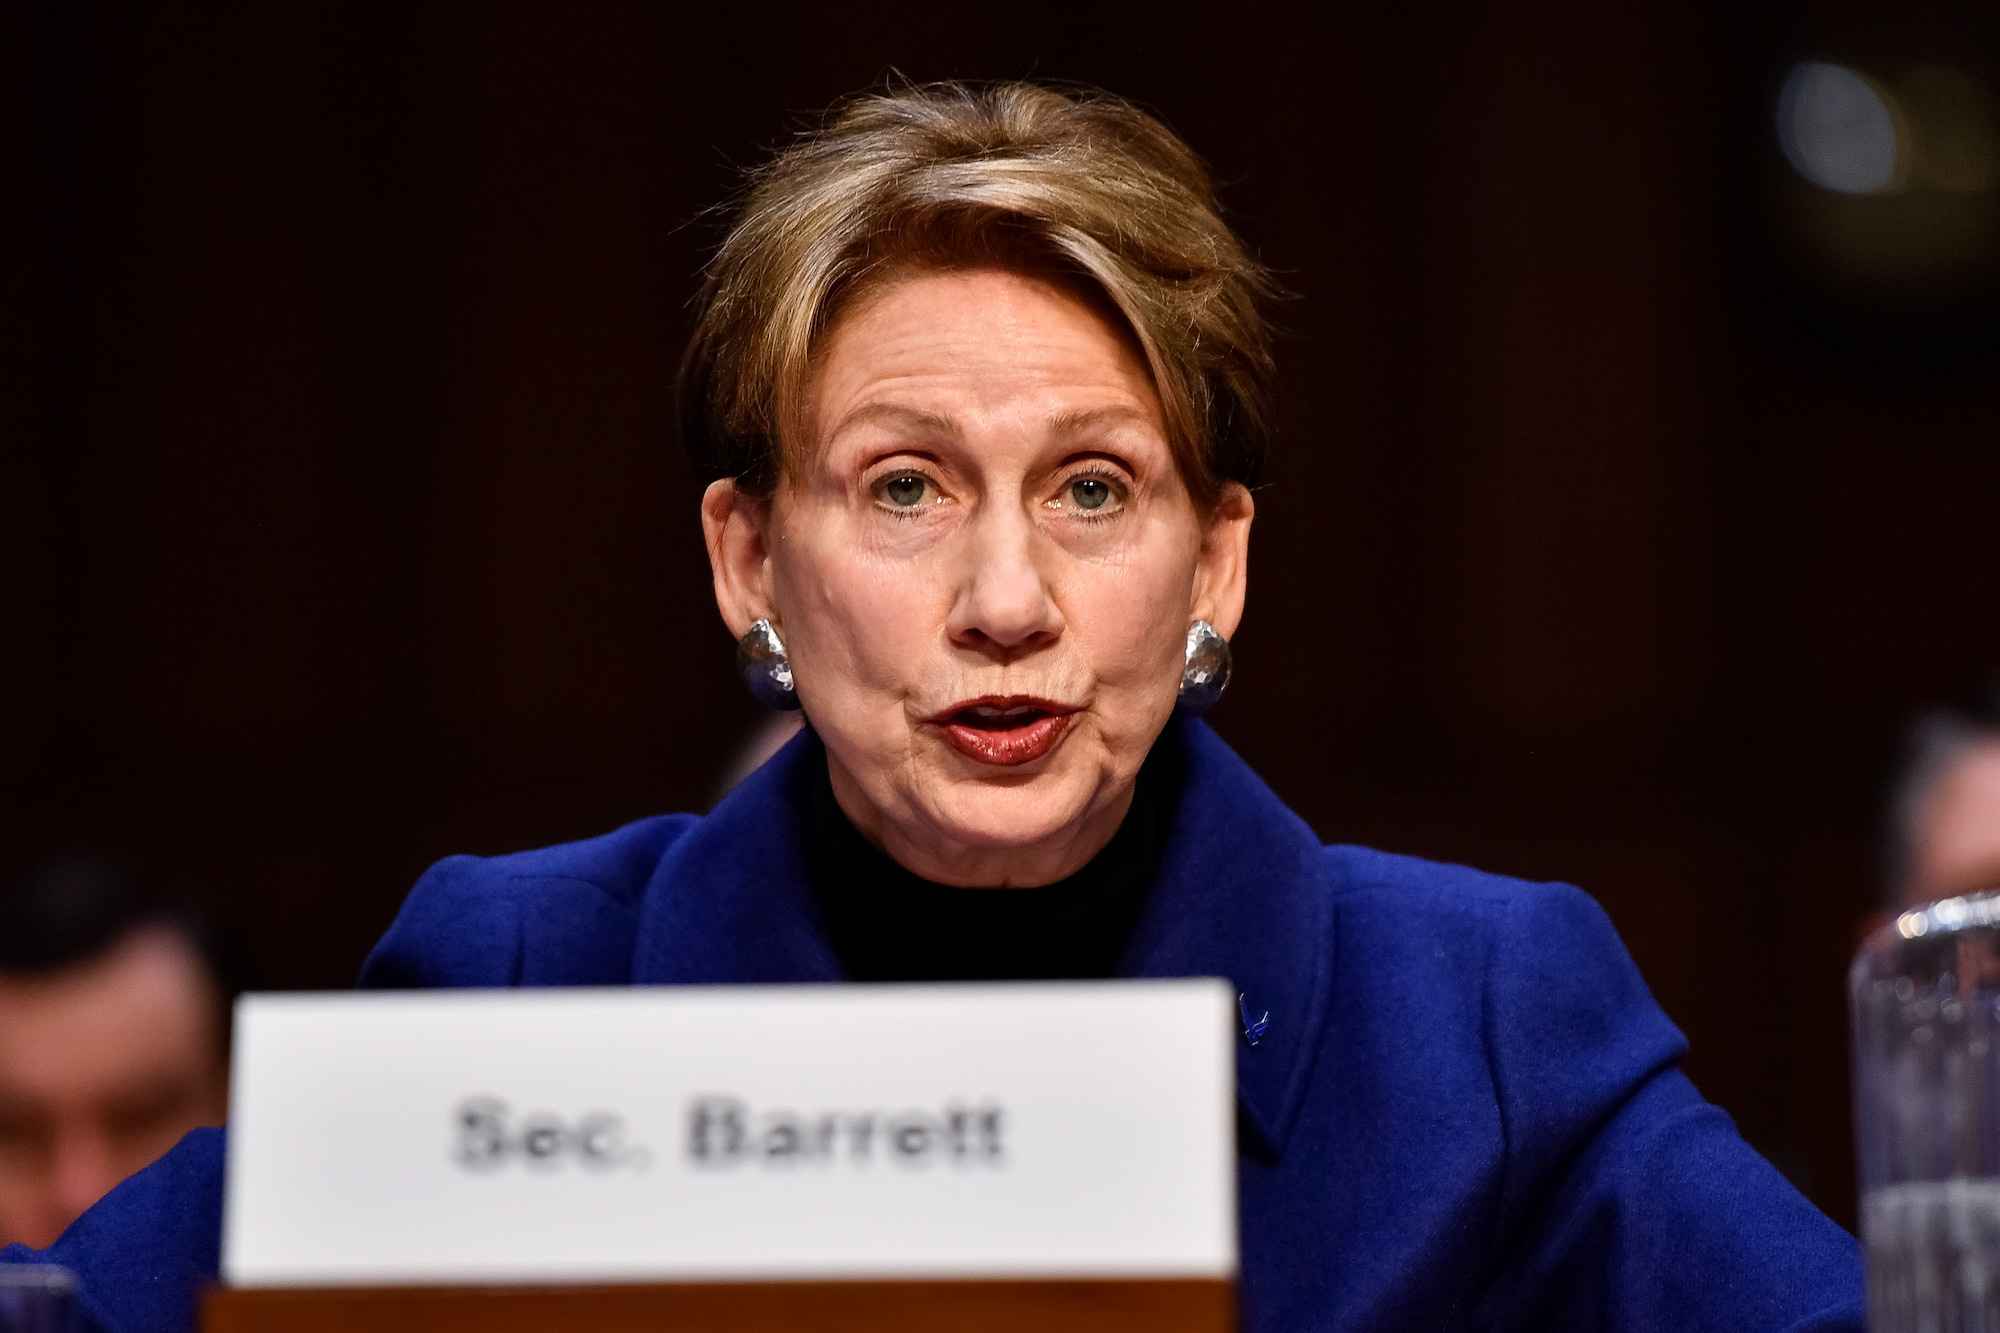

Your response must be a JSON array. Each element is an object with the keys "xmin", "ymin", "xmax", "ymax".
[
  {"xmin": 627, "ymin": 717, "xmax": 1335, "ymax": 1158},
  {"xmin": 629, "ymin": 728, "xmax": 842, "ymax": 985},
  {"xmin": 1123, "ymin": 718, "xmax": 1337, "ymax": 1158}
]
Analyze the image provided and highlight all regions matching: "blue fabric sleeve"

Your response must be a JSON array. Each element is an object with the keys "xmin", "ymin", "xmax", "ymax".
[
  {"xmin": 1473, "ymin": 881, "xmax": 1864, "ymax": 1331},
  {"xmin": 0, "ymin": 1127, "xmax": 225, "ymax": 1333}
]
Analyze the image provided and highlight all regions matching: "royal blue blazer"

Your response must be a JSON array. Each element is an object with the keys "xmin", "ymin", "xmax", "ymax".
[{"xmin": 4, "ymin": 718, "xmax": 1863, "ymax": 1331}]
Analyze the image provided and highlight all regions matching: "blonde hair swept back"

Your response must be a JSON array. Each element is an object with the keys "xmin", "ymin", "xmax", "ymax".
[{"xmin": 677, "ymin": 80, "xmax": 1279, "ymax": 506}]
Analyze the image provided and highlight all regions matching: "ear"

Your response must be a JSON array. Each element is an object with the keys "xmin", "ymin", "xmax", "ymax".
[
  {"xmin": 702, "ymin": 478, "xmax": 777, "ymax": 639},
  {"xmin": 1190, "ymin": 482, "xmax": 1254, "ymax": 640}
]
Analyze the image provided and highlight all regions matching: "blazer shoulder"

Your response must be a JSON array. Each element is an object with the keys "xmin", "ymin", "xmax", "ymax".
[
  {"xmin": 1321, "ymin": 842, "xmax": 1676, "ymax": 1032},
  {"xmin": 360, "ymin": 813, "xmax": 700, "ymax": 989},
  {"xmin": 1323, "ymin": 841, "xmax": 1587, "ymax": 924},
  {"xmin": 463, "ymin": 812, "xmax": 698, "ymax": 901},
  {"xmin": 1324, "ymin": 840, "xmax": 1686, "ymax": 1090},
  {"xmin": 1327, "ymin": 842, "xmax": 1691, "ymax": 1221}
]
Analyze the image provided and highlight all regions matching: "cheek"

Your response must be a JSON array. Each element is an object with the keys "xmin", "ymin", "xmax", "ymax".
[
  {"xmin": 1062, "ymin": 535, "xmax": 1197, "ymax": 691},
  {"xmin": 773, "ymin": 526, "xmax": 949, "ymax": 693}
]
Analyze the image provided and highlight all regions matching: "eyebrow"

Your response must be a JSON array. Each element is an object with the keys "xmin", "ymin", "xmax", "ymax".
[
  {"xmin": 828, "ymin": 402, "xmax": 1157, "ymax": 446},
  {"xmin": 1046, "ymin": 406, "xmax": 1158, "ymax": 438},
  {"xmin": 824, "ymin": 402, "xmax": 963, "ymax": 445}
]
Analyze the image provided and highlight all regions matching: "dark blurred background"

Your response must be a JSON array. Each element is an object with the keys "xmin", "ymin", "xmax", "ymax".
[{"xmin": 5, "ymin": 1, "xmax": 1997, "ymax": 1229}]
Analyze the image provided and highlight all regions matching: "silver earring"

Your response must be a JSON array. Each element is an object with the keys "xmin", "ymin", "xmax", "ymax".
[
  {"xmin": 1178, "ymin": 620, "xmax": 1232, "ymax": 715},
  {"xmin": 736, "ymin": 619, "xmax": 802, "ymax": 711}
]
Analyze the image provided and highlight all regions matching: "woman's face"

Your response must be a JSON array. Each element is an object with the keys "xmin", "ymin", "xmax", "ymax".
[{"xmin": 705, "ymin": 267, "xmax": 1251, "ymax": 886}]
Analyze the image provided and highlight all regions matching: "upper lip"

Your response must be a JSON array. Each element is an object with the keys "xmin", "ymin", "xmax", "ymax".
[{"xmin": 928, "ymin": 695, "xmax": 1081, "ymax": 725}]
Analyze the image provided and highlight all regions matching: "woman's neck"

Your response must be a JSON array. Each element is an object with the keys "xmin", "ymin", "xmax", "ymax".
[
  {"xmin": 823, "ymin": 749, "xmax": 1138, "ymax": 889},
  {"xmin": 803, "ymin": 748, "xmax": 1165, "ymax": 982}
]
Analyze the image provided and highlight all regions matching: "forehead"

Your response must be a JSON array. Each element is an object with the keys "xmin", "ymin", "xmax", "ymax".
[
  {"xmin": 0, "ymin": 929, "xmax": 218, "ymax": 1097},
  {"xmin": 803, "ymin": 267, "xmax": 1162, "ymax": 450}
]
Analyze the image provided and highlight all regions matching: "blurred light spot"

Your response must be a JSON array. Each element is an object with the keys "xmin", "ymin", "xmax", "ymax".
[{"xmin": 1778, "ymin": 62, "xmax": 1901, "ymax": 194}]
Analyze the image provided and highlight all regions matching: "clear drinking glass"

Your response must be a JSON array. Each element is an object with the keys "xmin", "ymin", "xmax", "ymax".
[
  {"xmin": 1852, "ymin": 892, "xmax": 2000, "ymax": 1332},
  {"xmin": 0, "ymin": 1266, "xmax": 77, "ymax": 1333}
]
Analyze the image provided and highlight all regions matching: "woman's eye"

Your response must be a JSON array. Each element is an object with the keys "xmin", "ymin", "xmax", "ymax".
[
  {"xmin": 880, "ymin": 475, "xmax": 931, "ymax": 507},
  {"xmin": 1067, "ymin": 477, "xmax": 1113, "ymax": 511}
]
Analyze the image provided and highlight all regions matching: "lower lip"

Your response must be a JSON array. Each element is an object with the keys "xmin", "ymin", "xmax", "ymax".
[{"xmin": 936, "ymin": 713, "xmax": 1076, "ymax": 766}]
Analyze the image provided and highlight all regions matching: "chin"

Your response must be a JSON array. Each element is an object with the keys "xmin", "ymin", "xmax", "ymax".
[{"xmin": 921, "ymin": 761, "xmax": 1108, "ymax": 851}]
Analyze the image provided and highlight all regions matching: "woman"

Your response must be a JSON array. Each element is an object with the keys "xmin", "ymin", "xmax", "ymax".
[{"xmin": 4, "ymin": 82, "xmax": 1861, "ymax": 1331}]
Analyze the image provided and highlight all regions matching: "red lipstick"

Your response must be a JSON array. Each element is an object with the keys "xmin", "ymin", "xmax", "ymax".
[{"xmin": 931, "ymin": 696, "xmax": 1079, "ymax": 767}]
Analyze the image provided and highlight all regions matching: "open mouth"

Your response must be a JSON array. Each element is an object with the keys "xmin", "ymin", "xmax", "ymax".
[{"xmin": 932, "ymin": 697, "xmax": 1078, "ymax": 767}]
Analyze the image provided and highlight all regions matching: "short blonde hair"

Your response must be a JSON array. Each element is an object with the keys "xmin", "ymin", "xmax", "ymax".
[{"xmin": 678, "ymin": 81, "xmax": 1278, "ymax": 505}]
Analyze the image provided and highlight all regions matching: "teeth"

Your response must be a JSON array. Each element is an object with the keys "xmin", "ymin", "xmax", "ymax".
[{"xmin": 959, "ymin": 704, "xmax": 1044, "ymax": 727}]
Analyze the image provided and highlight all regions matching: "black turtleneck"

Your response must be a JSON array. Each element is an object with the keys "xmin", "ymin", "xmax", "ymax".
[{"xmin": 803, "ymin": 743, "xmax": 1166, "ymax": 983}]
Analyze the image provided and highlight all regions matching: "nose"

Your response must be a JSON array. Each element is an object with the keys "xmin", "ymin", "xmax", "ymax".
[{"xmin": 944, "ymin": 498, "xmax": 1063, "ymax": 661}]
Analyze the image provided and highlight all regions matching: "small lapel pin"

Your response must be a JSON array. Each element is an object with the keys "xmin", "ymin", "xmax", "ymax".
[{"xmin": 1239, "ymin": 993, "xmax": 1270, "ymax": 1047}]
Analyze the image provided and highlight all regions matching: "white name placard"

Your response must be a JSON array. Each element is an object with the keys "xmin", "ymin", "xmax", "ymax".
[{"xmin": 221, "ymin": 980, "xmax": 1236, "ymax": 1287}]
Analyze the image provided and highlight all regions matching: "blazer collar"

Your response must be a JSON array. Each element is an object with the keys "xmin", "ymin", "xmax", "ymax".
[{"xmin": 629, "ymin": 716, "xmax": 1334, "ymax": 1156}]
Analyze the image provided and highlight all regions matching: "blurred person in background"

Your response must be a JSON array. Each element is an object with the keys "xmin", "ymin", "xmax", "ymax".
[
  {"xmin": 0, "ymin": 857, "xmax": 236, "ymax": 1249},
  {"xmin": 1887, "ymin": 678, "xmax": 2000, "ymax": 909}
]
